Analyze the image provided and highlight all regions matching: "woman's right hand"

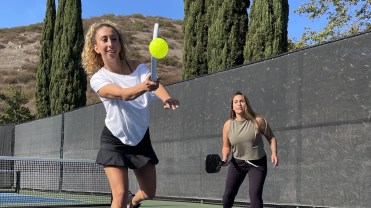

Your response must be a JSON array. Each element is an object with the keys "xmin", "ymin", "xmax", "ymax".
[
  {"xmin": 142, "ymin": 74, "xmax": 159, "ymax": 91},
  {"xmin": 222, "ymin": 159, "xmax": 229, "ymax": 166},
  {"xmin": 164, "ymin": 98, "xmax": 179, "ymax": 110}
]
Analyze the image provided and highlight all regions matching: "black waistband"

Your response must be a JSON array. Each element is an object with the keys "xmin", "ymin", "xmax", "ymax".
[{"xmin": 100, "ymin": 126, "xmax": 150, "ymax": 153}]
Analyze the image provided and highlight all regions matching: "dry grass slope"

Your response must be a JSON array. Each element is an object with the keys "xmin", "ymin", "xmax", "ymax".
[{"xmin": 0, "ymin": 14, "xmax": 184, "ymax": 114}]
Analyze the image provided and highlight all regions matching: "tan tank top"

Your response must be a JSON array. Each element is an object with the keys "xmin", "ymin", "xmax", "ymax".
[{"xmin": 228, "ymin": 119, "xmax": 266, "ymax": 160}]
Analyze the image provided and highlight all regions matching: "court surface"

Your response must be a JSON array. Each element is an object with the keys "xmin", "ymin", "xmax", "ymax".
[
  {"xmin": 105, "ymin": 200, "xmax": 282, "ymax": 207},
  {"xmin": 92, "ymin": 200, "xmax": 222, "ymax": 208},
  {"xmin": 0, "ymin": 192, "xmax": 222, "ymax": 208},
  {"xmin": 100, "ymin": 200, "xmax": 277, "ymax": 207},
  {"xmin": 138, "ymin": 200, "xmax": 221, "ymax": 207}
]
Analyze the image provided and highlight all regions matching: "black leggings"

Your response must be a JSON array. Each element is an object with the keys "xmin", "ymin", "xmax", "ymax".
[{"xmin": 222, "ymin": 156, "xmax": 267, "ymax": 208}]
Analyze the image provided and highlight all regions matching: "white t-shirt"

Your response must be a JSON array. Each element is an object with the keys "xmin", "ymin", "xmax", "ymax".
[{"xmin": 90, "ymin": 64, "xmax": 157, "ymax": 146}]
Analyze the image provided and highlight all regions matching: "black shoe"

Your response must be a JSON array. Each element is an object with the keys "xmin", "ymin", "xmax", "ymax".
[
  {"xmin": 133, "ymin": 203, "xmax": 142, "ymax": 208},
  {"xmin": 127, "ymin": 191, "xmax": 141, "ymax": 208},
  {"xmin": 127, "ymin": 201, "xmax": 142, "ymax": 208}
]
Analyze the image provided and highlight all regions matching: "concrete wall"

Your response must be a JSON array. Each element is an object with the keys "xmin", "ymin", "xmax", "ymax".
[{"xmin": 2, "ymin": 31, "xmax": 370, "ymax": 207}]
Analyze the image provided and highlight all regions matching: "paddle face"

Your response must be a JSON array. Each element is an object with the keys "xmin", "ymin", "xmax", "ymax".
[{"xmin": 205, "ymin": 154, "xmax": 223, "ymax": 173}]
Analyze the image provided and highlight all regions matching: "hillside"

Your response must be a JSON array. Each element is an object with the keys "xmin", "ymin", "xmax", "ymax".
[{"xmin": 0, "ymin": 14, "xmax": 184, "ymax": 114}]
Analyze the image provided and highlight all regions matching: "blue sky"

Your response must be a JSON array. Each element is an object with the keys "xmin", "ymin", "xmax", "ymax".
[{"xmin": 0, "ymin": 0, "xmax": 326, "ymax": 41}]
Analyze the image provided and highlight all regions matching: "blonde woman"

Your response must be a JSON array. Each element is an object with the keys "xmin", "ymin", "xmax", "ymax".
[
  {"xmin": 221, "ymin": 91, "xmax": 278, "ymax": 208},
  {"xmin": 82, "ymin": 22, "xmax": 179, "ymax": 208}
]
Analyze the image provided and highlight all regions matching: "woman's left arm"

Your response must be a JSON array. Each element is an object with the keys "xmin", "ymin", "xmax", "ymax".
[
  {"xmin": 152, "ymin": 83, "xmax": 179, "ymax": 110},
  {"xmin": 257, "ymin": 116, "xmax": 278, "ymax": 167}
]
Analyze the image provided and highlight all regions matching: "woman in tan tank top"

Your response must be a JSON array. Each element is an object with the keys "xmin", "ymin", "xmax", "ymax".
[{"xmin": 221, "ymin": 91, "xmax": 278, "ymax": 208}]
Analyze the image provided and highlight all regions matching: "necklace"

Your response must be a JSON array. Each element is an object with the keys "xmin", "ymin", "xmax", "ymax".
[
  {"xmin": 105, "ymin": 59, "xmax": 132, "ymax": 75},
  {"xmin": 124, "ymin": 59, "xmax": 133, "ymax": 73}
]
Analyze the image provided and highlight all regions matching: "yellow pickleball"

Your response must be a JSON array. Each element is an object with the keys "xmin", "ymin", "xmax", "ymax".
[{"xmin": 149, "ymin": 38, "xmax": 168, "ymax": 59}]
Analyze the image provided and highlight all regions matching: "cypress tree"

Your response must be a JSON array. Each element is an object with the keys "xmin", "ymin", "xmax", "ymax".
[
  {"xmin": 207, "ymin": 0, "xmax": 249, "ymax": 73},
  {"xmin": 35, "ymin": 0, "xmax": 55, "ymax": 118},
  {"xmin": 49, "ymin": 0, "xmax": 86, "ymax": 115},
  {"xmin": 244, "ymin": 0, "xmax": 289, "ymax": 63},
  {"xmin": 182, "ymin": 0, "xmax": 208, "ymax": 80}
]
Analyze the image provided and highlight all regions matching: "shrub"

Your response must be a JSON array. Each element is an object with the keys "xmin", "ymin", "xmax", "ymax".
[
  {"xmin": 16, "ymin": 71, "xmax": 35, "ymax": 84},
  {"xmin": 159, "ymin": 56, "xmax": 180, "ymax": 67},
  {"xmin": 131, "ymin": 14, "xmax": 145, "ymax": 19}
]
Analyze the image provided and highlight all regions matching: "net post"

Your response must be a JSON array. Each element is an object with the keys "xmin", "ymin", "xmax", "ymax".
[{"xmin": 15, "ymin": 171, "xmax": 20, "ymax": 193}]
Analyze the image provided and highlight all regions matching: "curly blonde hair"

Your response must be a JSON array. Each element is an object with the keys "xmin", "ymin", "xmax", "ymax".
[{"xmin": 81, "ymin": 22, "xmax": 127, "ymax": 74}]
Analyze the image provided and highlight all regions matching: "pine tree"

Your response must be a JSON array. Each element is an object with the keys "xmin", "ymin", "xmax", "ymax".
[
  {"xmin": 49, "ymin": 0, "xmax": 86, "ymax": 115},
  {"xmin": 0, "ymin": 86, "xmax": 35, "ymax": 124},
  {"xmin": 244, "ymin": 0, "xmax": 288, "ymax": 63},
  {"xmin": 35, "ymin": 0, "xmax": 55, "ymax": 118},
  {"xmin": 182, "ymin": 0, "xmax": 208, "ymax": 80},
  {"xmin": 207, "ymin": 0, "xmax": 249, "ymax": 73}
]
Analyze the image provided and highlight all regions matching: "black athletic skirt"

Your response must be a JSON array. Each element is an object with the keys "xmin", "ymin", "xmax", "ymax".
[{"xmin": 96, "ymin": 125, "xmax": 159, "ymax": 169}]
